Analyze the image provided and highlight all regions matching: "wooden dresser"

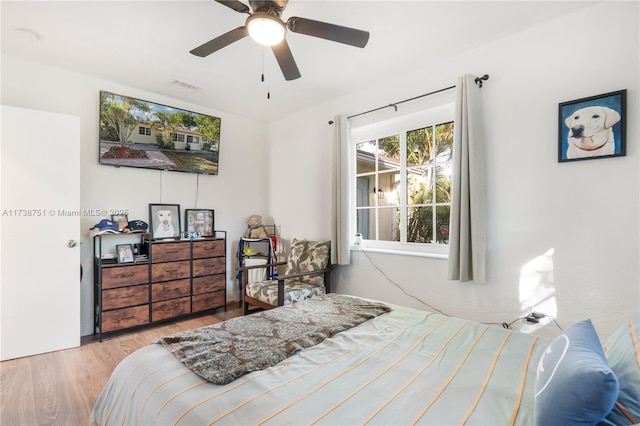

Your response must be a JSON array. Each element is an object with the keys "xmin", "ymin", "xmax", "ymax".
[
  {"xmin": 100, "ymin": 263, "xmax": 150, "ymax": 333},
  {"xmin": 94, "ymin": 233, "xmax": 227, "ymax": 339},
  {"xmin": 151, "ymin": 241, "xmax": 192, "ymax": 321},
  {"xmin": 192, "ymin": 239, "xmax": 226, "ymax": 313}
]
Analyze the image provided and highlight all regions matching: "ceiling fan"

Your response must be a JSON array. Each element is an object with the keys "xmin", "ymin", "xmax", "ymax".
[{"xmin": 190, "ymin": 0, "xmax": 370, "ymax": 81}]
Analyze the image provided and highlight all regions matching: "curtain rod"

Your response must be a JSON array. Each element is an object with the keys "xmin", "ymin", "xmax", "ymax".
[{"xmin": 343, "ymin": 74, "xmax": 489, "ymax": 121}]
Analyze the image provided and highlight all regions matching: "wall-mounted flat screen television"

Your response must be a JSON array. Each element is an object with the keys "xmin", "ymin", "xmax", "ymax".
[{"xmin": 99, "ymin": 91, "xmax": 221, "ymax": 175}]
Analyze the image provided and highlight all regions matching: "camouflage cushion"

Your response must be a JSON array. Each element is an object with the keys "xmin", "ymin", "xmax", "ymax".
[
  {"xmin": 245, "ymin": 280, "xmax": 326, "ymax": 306},
  {"xmin": 284, "ymin": 239, "xmax": 331, "ymax": 286}
]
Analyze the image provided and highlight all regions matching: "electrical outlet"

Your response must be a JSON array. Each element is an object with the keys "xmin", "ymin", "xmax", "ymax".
[
  {"xmin": 524, "ymin": 316, "xmax": 540, "ymax": 324},
  {"xmin": 531, "ymin": 312, "xmax": 545, "ymax": 319}
]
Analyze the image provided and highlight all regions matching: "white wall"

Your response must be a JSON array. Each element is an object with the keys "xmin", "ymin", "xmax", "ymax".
[
  {"xmin": 1, "ymin": 2, "xmax": 637, "ymax": 340},
  {"xmin": 1, "ymin": 54, "xmax": 269, "ymax": 335},
  {"xmin": 267, "ymin": 2, "xmax": 640, "ymax": 339}
]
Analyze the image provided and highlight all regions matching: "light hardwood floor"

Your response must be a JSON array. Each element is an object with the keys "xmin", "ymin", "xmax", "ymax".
[{"xmin": 0, "ymin": 305, "xmax": 242, "ymax": 426}]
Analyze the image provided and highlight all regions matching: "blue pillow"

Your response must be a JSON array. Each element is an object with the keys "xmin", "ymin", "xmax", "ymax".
[
  {"xmin": 600, "ymin": 316, "xmax": 640, "ymax": 425},
  {"xmin": 534, "ymin": 319, "xmax": 619, "ymax": 426}
]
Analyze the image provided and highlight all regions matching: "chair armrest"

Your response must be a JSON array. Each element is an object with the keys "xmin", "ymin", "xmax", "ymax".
[
  {"xmin": 237, "ymin": 261, "xmax": 286, "ymax": 273},
  {"xmin": 274, "ymin": 266, "xmax": 331, "ymax": 282}
]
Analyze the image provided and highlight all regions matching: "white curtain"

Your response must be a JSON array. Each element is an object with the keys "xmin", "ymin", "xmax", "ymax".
[
  {"xmin": 448, "ymin": 74, "xmax": 487, "ymax": 283},
  {"xmin": 331, "ymin": 114, "xmax": 352, "ymax": 265}
]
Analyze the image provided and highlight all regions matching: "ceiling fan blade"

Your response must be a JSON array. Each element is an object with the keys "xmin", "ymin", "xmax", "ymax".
[
  {"xmin": 190, "ymin": 26, "xmax": 249, "ymax": 57},
  {"xmin": 215, "ymin": 0, "xmax": 250, "ymax": 14},
  {"xmin": 287, "ymin": 17, "xmax": 369, "ymax": 48},
  {"xmin": 271, "ymin": 40, "xmax": 301, "ymax": 81}
]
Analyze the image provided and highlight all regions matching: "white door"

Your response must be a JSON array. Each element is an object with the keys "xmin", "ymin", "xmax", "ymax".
[{"xmin": 0, "ymin": 105, "xmax": 80, "ymax": 361}]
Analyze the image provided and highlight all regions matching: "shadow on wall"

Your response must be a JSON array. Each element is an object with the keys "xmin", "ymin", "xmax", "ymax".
[{"xmin": 518, "ymin": 248, "xmax": 558, "ymax": 333}]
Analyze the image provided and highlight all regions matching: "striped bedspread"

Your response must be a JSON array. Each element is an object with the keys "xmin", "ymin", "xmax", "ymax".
[{"xmin": 90, "ymin": 300, "xmax": 551, "ymax": 425}]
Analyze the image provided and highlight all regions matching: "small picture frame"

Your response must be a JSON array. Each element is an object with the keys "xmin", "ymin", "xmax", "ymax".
[
  {"xmin": 558, "ymin": 89, "xmax": 626, "ymax": 163},
  {"xmin": 116, "ymin": 244, "xmax": 134, "ymax": 264},
  {"xmin": 149, "ymin": 203, "xmax": 181, "ymax": 240},
  {"xmin": 111, "ymin": 214, "xmax": 129, "ymax": 232},
  {"xmin": 185, "ymin": 209, "xmax": 215, "ymax": 237}
]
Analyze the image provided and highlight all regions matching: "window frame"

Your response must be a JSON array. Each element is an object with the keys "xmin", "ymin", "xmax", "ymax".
[{"xmin": 351, "ymin": 102, "xmax": 454, "ymax": 257}]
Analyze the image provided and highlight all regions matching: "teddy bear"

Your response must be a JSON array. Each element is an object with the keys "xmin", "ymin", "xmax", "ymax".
[{"xmin": 243, "ymin": 214, "xmax": 269, "ymax": 239}]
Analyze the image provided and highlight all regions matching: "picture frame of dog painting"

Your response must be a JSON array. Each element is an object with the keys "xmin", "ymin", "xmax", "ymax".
[
  {"xmin": 185, "ymin": 209, "xmax": 215, "ymax": 237},
  {"xmin": 558, "ymin": 89, "xmax": 626, "ymax": 163},
  {"xmin": 149, "ymin": 203, "xmax": 181, "ymax": 240}
]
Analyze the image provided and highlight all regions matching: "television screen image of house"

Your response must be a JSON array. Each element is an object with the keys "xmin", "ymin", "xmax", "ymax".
[{"xmin": 99, "ymin": 90, "xmax": 221, "ymax": 175}]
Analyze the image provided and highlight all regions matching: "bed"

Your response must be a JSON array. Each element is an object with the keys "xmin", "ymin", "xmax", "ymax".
[{"xmin": 90, "ymin": 294, "xmax": 639, "ymax": 425}]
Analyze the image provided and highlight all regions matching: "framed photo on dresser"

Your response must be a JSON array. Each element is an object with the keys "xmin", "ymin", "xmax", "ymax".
[
  {"xmin": 185, "ymin": 209, "xmax": 214, "ymax": 237},
  {"xmin": 149, "ymin": 203, "xmax": 181, "ymax": 240}
]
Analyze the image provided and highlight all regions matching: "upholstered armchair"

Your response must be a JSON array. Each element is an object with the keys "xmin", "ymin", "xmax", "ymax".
[{"xmin": 239, "ymin": 239, "xmax": 332, "ymax": 314}]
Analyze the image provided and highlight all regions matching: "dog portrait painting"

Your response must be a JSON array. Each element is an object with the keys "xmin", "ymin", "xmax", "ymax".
[
  {"xmin": 149, "ymin": 203, "xmax": 181, "ymax": 240},
  {"xmin": 559, "ymin": 90, "xmax": 626, "ymax": 162}
]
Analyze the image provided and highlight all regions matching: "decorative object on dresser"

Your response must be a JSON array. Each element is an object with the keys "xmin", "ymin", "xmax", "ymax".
[
  {"xmin": 124, "ymin": 219, "xmax": 149, "ymax": 233},
  {"xmin": 115, "ymin": 243, "xmax": 134, "ymax": 263},
  {"xmin": 185, "ymin": 209, "xmax": 214, "ymax": 237},
  {"xmin": 93, "ymin": 231, "xmax": 227, "ymax": 340},
  {"xmin": 149, "ymin": 203, "xmax": 181, "ymax": 240},
  {"xmin": 111, "ymin": 213, "xmax": 129, "ymax": 231}
]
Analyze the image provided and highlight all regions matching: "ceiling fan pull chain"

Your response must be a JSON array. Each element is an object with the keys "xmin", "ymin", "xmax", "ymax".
[
  {"xmin": 261, "ymin": 46, "xmax": 266, "ymax": 82},
  {"xmin": 261, "ymin": 46, "xmax": 270, "ymax": 99}
]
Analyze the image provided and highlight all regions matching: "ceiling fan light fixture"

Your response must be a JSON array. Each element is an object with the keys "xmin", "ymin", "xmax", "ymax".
[{"xmin": 246, "ymin": 13, "xmax": 285, "ymax": 46}]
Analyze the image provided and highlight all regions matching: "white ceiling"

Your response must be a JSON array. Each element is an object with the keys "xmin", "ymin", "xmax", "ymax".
[{"xmin": 1, "ymin": 1, "xmax": 596, "ymax": 122}]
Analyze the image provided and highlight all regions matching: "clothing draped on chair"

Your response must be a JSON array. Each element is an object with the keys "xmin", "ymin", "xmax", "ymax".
[
  {"xmin": 448, "ymin": 74, "xmax": 487, "ymax": 283},
  {"xmin": 331, "ymin": 113, "xmax": 352, "ymax": 265}
]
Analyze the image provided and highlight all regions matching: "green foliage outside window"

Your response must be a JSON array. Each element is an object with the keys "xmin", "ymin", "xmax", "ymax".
[{"xmin": 369, "ymin": 122, "xmax": 453, "ymax": 244}]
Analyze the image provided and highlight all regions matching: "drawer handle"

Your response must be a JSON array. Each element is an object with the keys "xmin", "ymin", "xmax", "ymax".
[
  {"xmin": 166, "ymin": 250, "xmax": 179, "ymax": 254},
  {"xmin": 117, "ymin": 273, "xmax": 135, "ymax": 278},
  {"xmin": 166, "ymin": 269, "xmax": 178, "ymax": 273},
  {"xmin": 119, "ymin": 315, "xmax": 134, "ymax": 321}
]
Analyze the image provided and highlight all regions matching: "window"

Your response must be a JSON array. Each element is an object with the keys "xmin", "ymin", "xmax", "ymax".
[
  {"xmin": 138, "ymin": 126, "xmax": 151, "ymax": 136},
  {"xmin": 172, "ymin": 133, "xmax": 185, "ymax": 142},
  {"xmin": 185, "ymin": 135, "xmax": 200, "ymax": 144},
  {"xmin": 352, "ymin": 103, "xmax": 454, "ymax": 255}
]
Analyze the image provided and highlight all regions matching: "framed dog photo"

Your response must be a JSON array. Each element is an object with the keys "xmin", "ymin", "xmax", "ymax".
[
  {"xmin": 116, "ymin": 244, "xmax": 135, "ymax": 264},
  {"xmin": 185, "ymin": 209, "xmax": 215, "ymax": 237},
  {"xmin": 149, "ymin": 203, "xmax": 181, "ymax": 240},
  {"xmin": 558, "ymin": 89, "xmax": 626, "ymax": 163}
]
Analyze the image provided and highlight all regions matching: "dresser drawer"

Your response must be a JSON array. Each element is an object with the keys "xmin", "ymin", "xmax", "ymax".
[
  {"xmin": 192, "ymin": 239, "xmax": 224, "ymax": 259},
  {"xmin": 152, "ymin": 296, "xmax": 190, "ymax": 321},
  {"xmin": 192, "ymin": 291, "xmax": 224, "ymax": 313},
  {"xmin": 192, "ymin": 257, "xmax": 225, "ymax": 277},
  {"xmin": 102, "ymin": 264, "xmax": 149, "ymax": 289},
  {"xmin": 151, "ymin": 279, "xmax": 190, "ymax": 302},
  {"xmin": 102, "ymin": 284, "xmax": 149, "ymax": 311},
  {"xmin": 152, "ymin": 260, "xmax": 190, "ymax": 282},
  {"xmin": 192, "ymin": 274, "xmax": 225, "ymax": 295},
  {"xmin": 152, "ymin": 242, "xmax": 190, "ymax": 263},
  {"xmin": 101, "ymin": 305, "xmax": 149, "ymax": 332}
]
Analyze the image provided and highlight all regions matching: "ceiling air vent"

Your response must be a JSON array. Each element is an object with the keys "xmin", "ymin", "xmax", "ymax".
[{"xmin": 171, "ymin": 80, "xmax": 202, "ymax": 92}]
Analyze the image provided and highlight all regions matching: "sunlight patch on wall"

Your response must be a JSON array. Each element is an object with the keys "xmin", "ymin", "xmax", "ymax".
[{"xmin": 519, "ymin": 248, "xmax": 558, "ymax": 332}]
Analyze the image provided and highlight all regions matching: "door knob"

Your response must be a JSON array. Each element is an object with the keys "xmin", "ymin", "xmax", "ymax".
[{"xmin": 66, "ymin": 239, "xmax": 77, "ymax": 248}]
